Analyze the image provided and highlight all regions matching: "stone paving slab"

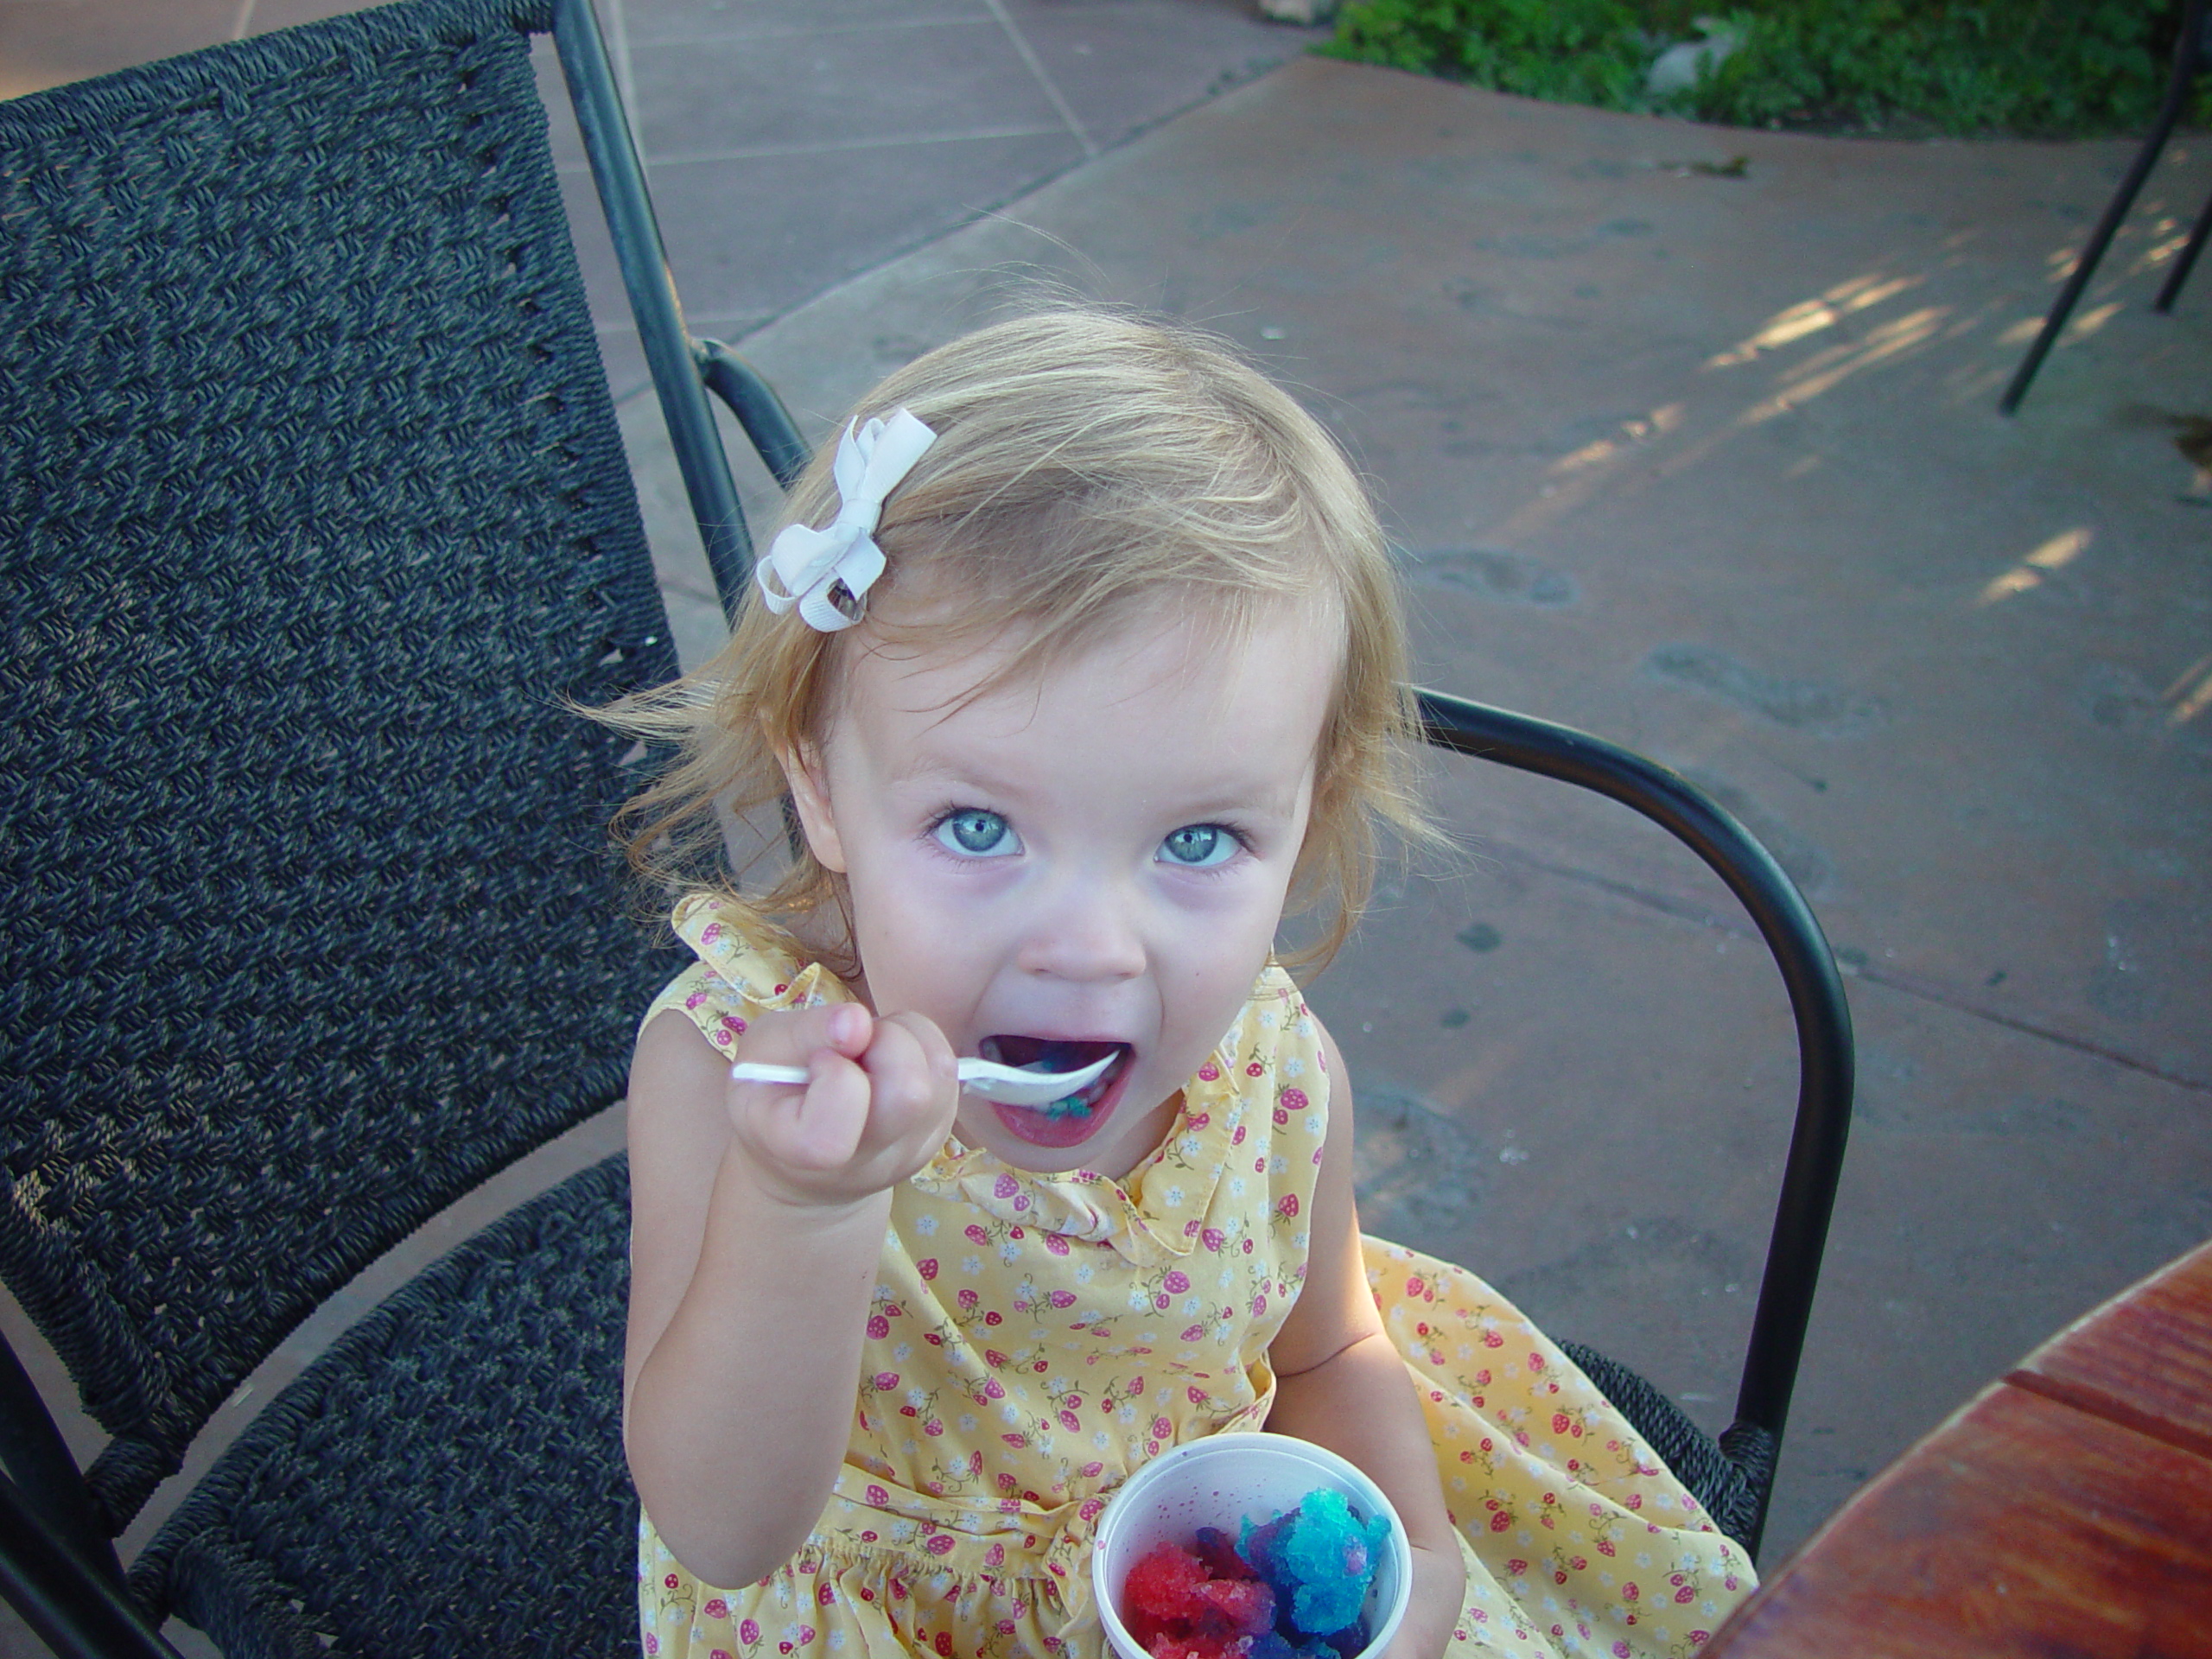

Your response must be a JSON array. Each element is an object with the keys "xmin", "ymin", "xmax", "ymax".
[
  {"xmin": 537, "ymin": 0, "xmax": 1327, "ymax": 397},
  {"xmin": 629, "ymin": 55, "xmax": 2212, "ymax": 1561}
]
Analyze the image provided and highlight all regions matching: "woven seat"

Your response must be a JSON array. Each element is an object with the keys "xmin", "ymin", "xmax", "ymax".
[
  {"xmin": 147, "ymin": 1159, "xmax": 637, "ymax": 1656},
  {"xmin": 0, "ymin": 0, "xmax": 687, "ymax": 1649},
  {"xmin": 1557, "ymin": 1343, "xmax": 1767, "ymax": 1550}
]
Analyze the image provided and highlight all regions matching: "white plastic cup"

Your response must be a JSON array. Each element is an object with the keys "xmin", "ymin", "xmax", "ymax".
[{"xmin": 1091, "ymin": 1432, "xmax": 1413, "ymax": 1659}]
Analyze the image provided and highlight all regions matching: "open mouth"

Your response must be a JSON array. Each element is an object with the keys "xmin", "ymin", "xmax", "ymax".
[{"xmin": 978, "ymin": 1035, "xmax": 1131, "ymax": 1136}]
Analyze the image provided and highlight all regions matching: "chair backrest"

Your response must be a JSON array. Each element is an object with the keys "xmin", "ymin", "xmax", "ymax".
[{"xmin": 0, "ymin": 0, "xmax": 677, "ymax": 1541}]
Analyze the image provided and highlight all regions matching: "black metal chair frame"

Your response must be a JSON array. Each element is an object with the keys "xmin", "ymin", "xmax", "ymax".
[
  {"xmin": 1414, "ymin": 695, "xmax": 1852, "ymax": 1558},
  {"xmin": 2000, "ymin": 0, "xmax": 2210, "ymax": 413}
]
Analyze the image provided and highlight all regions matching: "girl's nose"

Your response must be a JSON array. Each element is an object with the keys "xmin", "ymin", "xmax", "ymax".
[{"xmin": 1014, "ymin": 879, "xmax": 1147, "ymax": 983}]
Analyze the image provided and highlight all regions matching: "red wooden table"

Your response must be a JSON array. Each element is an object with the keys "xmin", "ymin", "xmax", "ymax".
[{"xmin": 1705, "ymin": 1236, "xmax": 2212, "ymax": 1657}]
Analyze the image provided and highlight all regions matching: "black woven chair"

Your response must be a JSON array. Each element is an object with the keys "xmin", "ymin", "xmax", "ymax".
[{"xmin": 0, "ymin": 1, "xmax": 797, "ymax": 1654}]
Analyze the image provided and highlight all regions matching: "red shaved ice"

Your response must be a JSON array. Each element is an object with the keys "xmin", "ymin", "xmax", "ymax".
[{"xmin": 1128, "ymin": 1542, "xmax": 1211, "ymax": 1622}]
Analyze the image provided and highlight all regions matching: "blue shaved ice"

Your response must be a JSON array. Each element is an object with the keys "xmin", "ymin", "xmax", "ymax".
[{"xmin": 1237, "ymin": 1487, "xmax": 1391, "ymax": 1643}]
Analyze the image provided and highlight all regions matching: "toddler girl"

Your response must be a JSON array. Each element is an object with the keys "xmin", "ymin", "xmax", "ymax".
[{"xmin": 610, "ymin": 310, "xmax": 1755, "ymax": 1659}]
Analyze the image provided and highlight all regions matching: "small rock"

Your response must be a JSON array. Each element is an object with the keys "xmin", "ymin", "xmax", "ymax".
[{"xmin": 1646, "ymin": 16, "xmax": 1741, "ymax": 98}]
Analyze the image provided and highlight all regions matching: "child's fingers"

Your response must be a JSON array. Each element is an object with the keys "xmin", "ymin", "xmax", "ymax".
[
  {"xmin": 851, "ymin": 1012, "xmax": 958, "ymax": 1158},
  {"xmin": 731, "ymin": 1002, "xmax": 871, "ymax": 1072},
  {"xmin": 727, "ymin": 1047, "xmax": 874, "ymax": 1186},
  {"xmin": 724, "ymin": 1003, "xmax": 875, "ymax": 1181},
  {"xmin": 724, "ymin": 1004, "xmax": 957, "ymax": 1199},
  {"xmin": 764, "ymin": 1051, "xmax": 874, "ymax": 1172}
]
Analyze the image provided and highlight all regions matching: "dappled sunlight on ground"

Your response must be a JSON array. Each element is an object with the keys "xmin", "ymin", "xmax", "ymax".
[
  {"xmin": 1976, "ymin": 526, "xmax": 2094, "ymax": 606},
  {"xmin": 1465, "ymin": 165, "xmax": 2209, "ymax": 556},
  {"xmin": 1738, "ymin": 302, "xmax": 1954, "ymax": 422},
  {"xmin": 2167, "ymin": 655, "xmax": 2212, "ymax": 725},
  {"xmin": 1704, "ymin": 273, "xmax": 1928, "ymax": 369}
]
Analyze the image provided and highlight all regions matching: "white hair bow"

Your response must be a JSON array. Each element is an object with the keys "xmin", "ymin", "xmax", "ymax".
[{"xmin": 756, "ymin": 409, "xmax": 937, "ymax": 632}]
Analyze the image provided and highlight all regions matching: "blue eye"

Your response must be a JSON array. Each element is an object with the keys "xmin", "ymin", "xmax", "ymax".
[
  {"xmin": 934, "ymin": 809, "xmax": 1019, "ymax": 858},
  {"xmin": 1159, "ymin": 824, "xmax": 1239, "ymax": 868}
]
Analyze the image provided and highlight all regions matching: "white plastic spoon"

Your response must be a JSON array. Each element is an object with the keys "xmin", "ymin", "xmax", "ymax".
[{"xmin": 729, "ymin": 1051, "xmax": 1117, "ymax": 1109}]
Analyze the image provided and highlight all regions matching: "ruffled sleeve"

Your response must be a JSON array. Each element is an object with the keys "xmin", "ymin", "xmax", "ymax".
[{"xmin": 639, "ymin": 893, "xmax": 856, "ymax": 1051}]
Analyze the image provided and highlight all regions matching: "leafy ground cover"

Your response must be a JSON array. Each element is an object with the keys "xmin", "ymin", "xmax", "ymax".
[{"xmin": 1319, "ymin": 1, "xmax": 2209, "ymax": 137}]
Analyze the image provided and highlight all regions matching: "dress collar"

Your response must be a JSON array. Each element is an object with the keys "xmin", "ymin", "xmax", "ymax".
[
  {"xmin": 909, "ymin": 1051, "xmax": 1246, "ymax": 1269},
  {"xmin": 676, "ymin": 895, "xmax": 1256, "ymax": 1269}
]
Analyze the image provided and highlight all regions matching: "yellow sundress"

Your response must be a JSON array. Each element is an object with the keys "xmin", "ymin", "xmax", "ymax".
[{"xmin": 637, "ymin": 899, "xmax": 1754, "ymax": 1659}]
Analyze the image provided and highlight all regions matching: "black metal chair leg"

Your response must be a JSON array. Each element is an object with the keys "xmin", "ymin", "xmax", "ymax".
[
  {"xmin": 2153, "ymin": 183, "xmax": 2212, "ymax": 312},
  {"xmin": 1999, "ymin": 0, "xmax": 2208, "ymax": 414}
]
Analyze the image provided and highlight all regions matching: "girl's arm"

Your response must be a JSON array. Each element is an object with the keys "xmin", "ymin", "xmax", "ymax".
[
  {"xmin": 623, "ymin": 1000, "xmax": 957, "ymax": 1589},
  {"xmin": 1266, "ymin": 1023, "xmax": 1466, "ymax": 1659}
]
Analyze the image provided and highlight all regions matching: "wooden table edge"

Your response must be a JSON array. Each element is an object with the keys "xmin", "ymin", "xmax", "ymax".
[{"xmin": 1701, "ymin": 1236, "xmax": 2212, "ymax": 1655}]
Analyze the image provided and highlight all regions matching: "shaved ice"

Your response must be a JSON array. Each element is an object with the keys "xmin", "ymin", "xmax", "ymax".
[{"xmin": 1119, "ymin": 1489, "xmax": 1390, "ymax": 1659}]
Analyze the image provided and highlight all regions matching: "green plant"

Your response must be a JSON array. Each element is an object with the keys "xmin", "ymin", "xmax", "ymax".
[
  {"xmin": 1320, "ymin": 0, "xmax": 1649, "ymax": 108},
  {"xmin": 1688, "ymin": 2, "xmax": 2168, "ymax": 136},
  {"xmin": 1319, "ymin": 0, "xmax": 2205, "ymax": 138}
]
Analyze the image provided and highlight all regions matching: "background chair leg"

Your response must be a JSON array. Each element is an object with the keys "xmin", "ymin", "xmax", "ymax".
[
  {"xmin": 2153, "ymin": 184, "xmax": 2212, "ymax": 312},
  {"xmin": 0, "ymin": 1473, "xmax": 181, "ymax": 1659},
  {"xmin": 1999, "ymin": 0, "xmax": 2207, "ymax": 414}
]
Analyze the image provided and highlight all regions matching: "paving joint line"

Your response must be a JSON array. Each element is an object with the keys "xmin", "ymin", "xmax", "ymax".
[
  {"xmin": 626, "ymin": 124, "xmax": 1071, "ymax": 169},
  {"xmin": 984, "ymin": 0, "xmax": 1096, "ymax": 159},
  {"xmin": 1484, "ymin": 842, "xmax": 2212, "ymax": 1096}
]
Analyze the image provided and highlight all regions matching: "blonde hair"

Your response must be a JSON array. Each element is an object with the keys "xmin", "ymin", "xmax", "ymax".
[{"xmin": 600, "ymin": 308, "xmax": 1432, "ymax": 967}]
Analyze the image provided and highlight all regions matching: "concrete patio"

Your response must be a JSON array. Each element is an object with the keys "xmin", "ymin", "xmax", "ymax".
[
  {"xmin": 3, "ymin": 0, "xmax": 2208, "ymax": 1649},
  {"xmin": 640, "ymin": 47, "xmax": 2212, "ymax": 1569}
]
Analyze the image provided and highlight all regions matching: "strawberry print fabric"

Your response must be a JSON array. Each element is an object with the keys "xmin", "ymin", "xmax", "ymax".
[{"xmin": 635, "ymin": 899, "xmax": 1754, "ymax": 1658}]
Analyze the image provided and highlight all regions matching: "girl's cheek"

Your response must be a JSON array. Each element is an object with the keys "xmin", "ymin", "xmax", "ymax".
[
  {"xmin": 1155, "ymin": 858, "xmax": 1264, "ymax": 906},
  {"xmin": 900, "ymin": 839, "xmax": 1027, "ymax": 899},
  {"xmin": 1159, "ymin": 868, "xmax": 1293, "ymax": 935}
]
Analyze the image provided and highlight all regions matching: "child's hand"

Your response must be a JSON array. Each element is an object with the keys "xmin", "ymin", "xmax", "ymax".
[{"xmin": 724, "ymin": 1003, "xmax": 958, "ymax": 1210}]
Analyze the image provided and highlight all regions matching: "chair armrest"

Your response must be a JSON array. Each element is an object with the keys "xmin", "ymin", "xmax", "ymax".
[
  {"xmin": 1414, "ymin": 687, "xmax": 1855, "ymax": 1556},
  {"xmin": 696, "ymin": 340, "xmax": 812, "ymax": 492}
]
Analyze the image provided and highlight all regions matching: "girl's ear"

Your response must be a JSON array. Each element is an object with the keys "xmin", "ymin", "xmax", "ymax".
[{"xmin": 777, "ymin": 741, "xmax": 848, "ymax": 873}]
